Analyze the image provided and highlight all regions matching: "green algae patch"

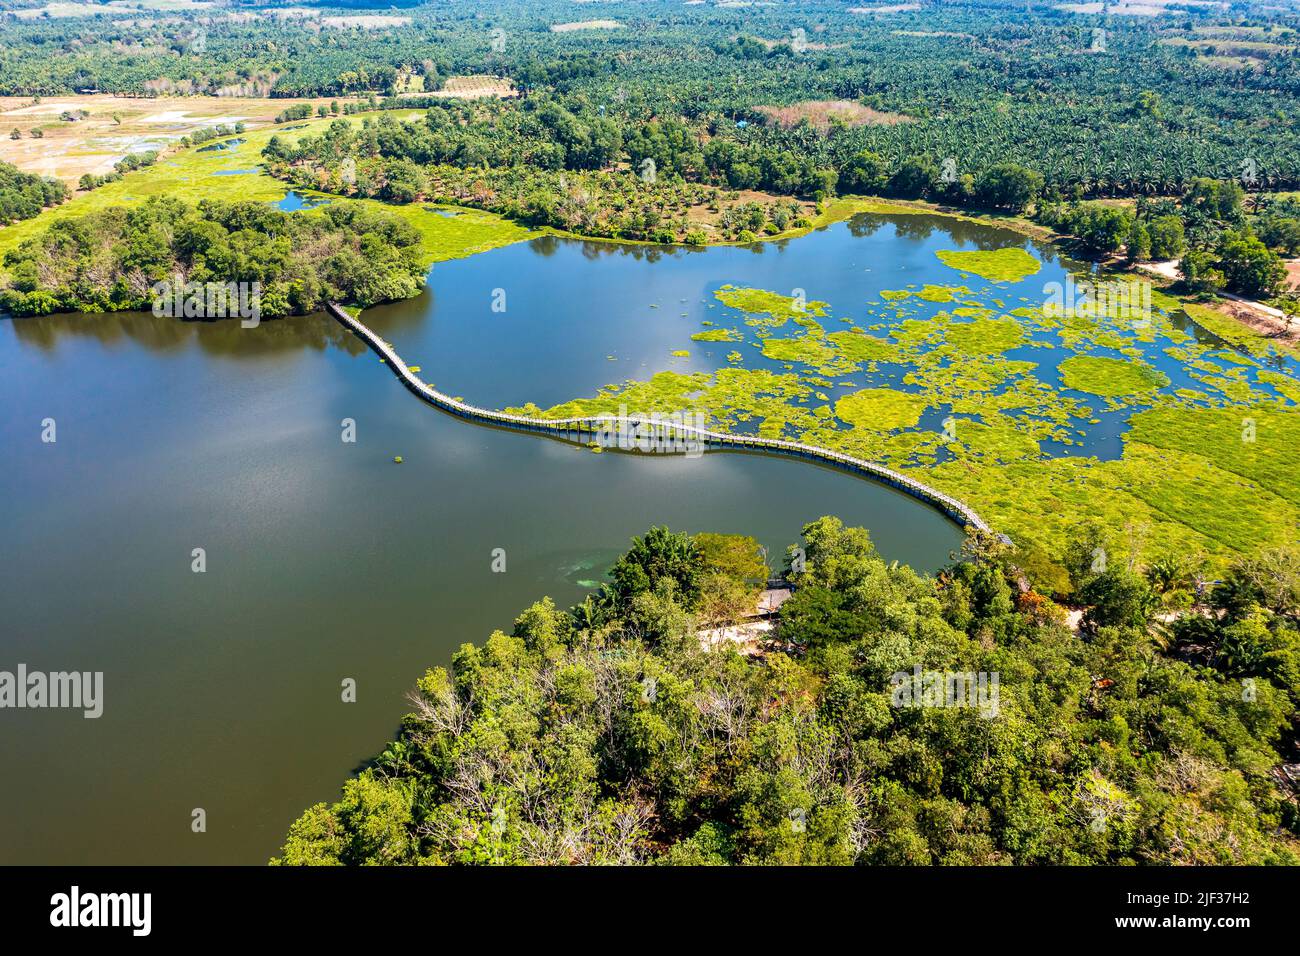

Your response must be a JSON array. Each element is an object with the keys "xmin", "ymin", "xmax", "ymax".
[
  {"xmin": 881, "ymin": 283, "xmax": 974, "ymax": 304},
  {"xmin": 826, "ymin": 330, "xmax": 896, "ymax": 363},
  {"xmin": 713, "ymin": 285, "xmax": 829, "ymax": 326},
  {"xmin": 761, "ymin": 335, "xmax": 835, "ymax": 366},
  {"xmin": 691, "ymin": 328, "xmax": 742, "ymax": 343},
  {"xmin": 1258, "ymin": 370, "xmax": 1300, "ymax": 404},
  {"xmin": 835, "ymin": 388, "xmax": 928, "ymax": 431},
  {"xmin": 1058, "ymin": 355, "xmax": 1169, "ymax": 396},
  {"xmin": 944, "ymin": 315, "xmax": 1024, "ymax": 355},
  {"xmin": 509, "ymin": 370, "xmax": 710, "ymax": 419},
  {"xmin": 948, "ymin": 417, "xmax": 1042, "ymax": 463},
  {"xmin": 935, "ymin": 248, "xmax": 1041, "ymax": 283}
]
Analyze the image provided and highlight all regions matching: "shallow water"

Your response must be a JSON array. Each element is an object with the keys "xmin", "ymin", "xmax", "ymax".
[
  {"xmin": 362, "ymin": 214, "xmax": 1296, "ymax": 464},
  {"xmin": 197, "ymin": 138, "xmax": 246, "ymax": 153},
  {"xmin": 275, "ymin": 190, "xmax": 329, "ymax": 212}
]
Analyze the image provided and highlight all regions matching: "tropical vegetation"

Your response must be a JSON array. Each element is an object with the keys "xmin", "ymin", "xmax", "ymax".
[
  {"xmin": 273, "ymin": 520, "xmax": 1300, "ymax": 865},
  {"xmin": 0, "ymin": 196, "xmax": 426, "ymax": 316}
]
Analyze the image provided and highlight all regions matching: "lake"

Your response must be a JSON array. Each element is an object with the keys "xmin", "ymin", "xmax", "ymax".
[
  {"xmin": 8, "ymin": 207, "xmax": 1287, "ymax": 863},
  {"xmin": 0, "ymin": 213, "xmax": 996, "ymax": 864}
]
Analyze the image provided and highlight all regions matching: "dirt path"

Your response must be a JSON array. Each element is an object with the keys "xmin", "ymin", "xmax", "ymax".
[{"xmin": 1137, "ymin": 258, "xmax": 1299, "ymax": 346}]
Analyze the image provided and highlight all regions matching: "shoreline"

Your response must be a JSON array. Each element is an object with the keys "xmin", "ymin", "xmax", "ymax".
[{"xmin": 3, "ymin": 127, "xmax": 1293, "ymax": 359}]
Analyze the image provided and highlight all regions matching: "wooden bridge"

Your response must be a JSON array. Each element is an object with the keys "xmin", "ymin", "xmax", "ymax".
[{"xmin": 327, "ymin": 302, "xmax": 997, "ymax": 536}]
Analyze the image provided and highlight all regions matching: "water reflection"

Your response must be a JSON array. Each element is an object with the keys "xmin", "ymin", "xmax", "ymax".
[{"xmin": 6, "ymin": 310, "xmax": 365, "ymax": 358}]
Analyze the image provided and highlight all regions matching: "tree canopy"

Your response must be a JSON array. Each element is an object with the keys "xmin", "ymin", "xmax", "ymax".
[{"xmin": 273, "ymin": 517, "xmax": 1300, "ymax": 866}]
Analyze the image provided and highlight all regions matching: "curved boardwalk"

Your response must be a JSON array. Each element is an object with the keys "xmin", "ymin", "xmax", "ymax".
[{"xmin": 327, "ymin": 303, "xmax": 997, "ymax": 536}]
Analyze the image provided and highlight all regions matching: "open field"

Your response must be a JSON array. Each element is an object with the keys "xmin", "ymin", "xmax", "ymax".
[
  {"xmin": 413, "ymin": 76, "xmax": 520, "ymax": 100},
  {"xmin": 1158, "ymin": 35, "xmax": 1296, "ymax": 67},
  {"xmin": 0, "ymin": 110, "xmax": 534, "ymax": 266},
  {"xmin": 551, "ymin": 19, "xmax": 623, "ymax": 31},
  {"xmin": 757, "ymin": 100, "xmax": 913, "ymax": 131},
  {"xmin": 1056, "ymin": 0, "xmax": 1226, "ymax": 15},
  {"xmin": 4, "ymin": 0, "xmax": 215, "ymax": 17},
  {"xmin": 0, "ymin": 94, "xmax": 360, "ymax": 186}
]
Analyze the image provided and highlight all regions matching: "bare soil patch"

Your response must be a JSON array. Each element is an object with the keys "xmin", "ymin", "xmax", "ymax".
[
  {"xmin": 757, "ymin": 100, "xmax": 912, "ymax": 132},
  {"xmin": 1285, "ymin": 258, "xmax": 1300, "ymax": 288},
  {"xmin": 551, "ymin": 20, "xmax": 623, "ymax": 31},
  {"xmin": 1216, "ymin": 299, "xmax": 1299, "ymax": 346},
  {"xmin": 0, "ymin": 94, "xmax": 356, "ymax": 185},
  {"xmin": 417, "ymin": 76, "xmax": 519, "ymax": 100}
]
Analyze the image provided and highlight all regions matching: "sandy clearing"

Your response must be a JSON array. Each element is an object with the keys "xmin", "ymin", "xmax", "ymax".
[
  {"xmin": 0, "ymin": 94, "xmax": 358, "ymax": 185},
  {"xmin": 2, "ymin": 104, "xmax": 70, "ymax": 116},
  {"xmin": 758, "ymin": 100, "xmax": 913, "ymax": 130},
  {"xmin": 320, "ymin": 15, "xmax": 411, "ymax": 29},
  {"xmin": 849, "ymin": 3, "xmax": 921, "ymax": 12},
  {"xmin": 551, "ymin": 20, "xmax": 623, "ymax": 31},
  {"xmin": 141, "ymin": 111, "xmax": 251, "ymax": 125},
  {"xmin": 699, "ymin": 620, "xmax": 774, "ymax": 655}
]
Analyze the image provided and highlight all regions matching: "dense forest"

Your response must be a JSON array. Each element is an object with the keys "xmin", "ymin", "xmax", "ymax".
[
  {"xmin": 0, "ymin": 159, "xmax": 68, "ymax": 224},
  {"xmin": 268, "ymin": 101, "xmax": 1297, "ymax": 299},
  {"xmin": 0, "ymin": 196, "xmax": 426, "ymax": 316},
  {"xmin": 1041, "ymin": 185, "xmax": 1299, "ymax": 299},
  {"xmin": 2, "ymin": 0, "xmax": 1299, "ymax": 193},
  {"xmin": 274, "ymin": 518, "xmax": 1300, "ymax": 865}
]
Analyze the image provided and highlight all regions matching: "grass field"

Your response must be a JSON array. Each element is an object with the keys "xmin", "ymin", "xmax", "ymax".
[
  {"xmin": 0, "ymin": 110, "xmax": 534, "ymax": 266},
  {"xmin": 757, "ymin": 100, "xmax": 913, "ymax": 131}
]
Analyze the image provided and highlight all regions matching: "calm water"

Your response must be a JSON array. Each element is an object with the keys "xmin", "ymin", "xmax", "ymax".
[
  {"xmin": 369, "ymin": 213, "xmax": 1293, "ymax": 464},
  {"xmin": 0, "ymin": 218, "xmax": 982, "ymax": 864}
]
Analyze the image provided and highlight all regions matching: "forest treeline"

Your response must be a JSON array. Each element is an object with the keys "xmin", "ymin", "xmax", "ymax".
[
  {"xmin": 0, "ymin": 197, "xmax": 426, "ymax": 317},
  {"xmin": 2, "ymin": 0, "xmax": 1298, "ymax": 192},
  {"xmin": 268, "ymin": 101, "xmax": 1299, "ymax": 299},
  {"xmin": 273, "ymin": 518, "xmax": 1300, "ymax": 865},
  {"xmin": 0, "ymin": 159, "xmax": 69, "ymax": 225}
]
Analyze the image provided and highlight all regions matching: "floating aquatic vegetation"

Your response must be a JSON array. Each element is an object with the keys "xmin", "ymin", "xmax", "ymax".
[
  {"xmin": 1058, "ymin": 355, "xmax": 1169, "ymax": 397},
  {"xmin": 935, "ymin": 247, "xmax": 1041, "ymax": 283},
  {"xmin": 691, "ymin": 328, "xmax": 743, "ymax": 342},
  {"xmin": 516, "ymin": 246, "xmax": 1300, "ymax": 562},
  {"xmin": 835, "ymin": 388, "xmax": 928, "ymax": 430}
]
